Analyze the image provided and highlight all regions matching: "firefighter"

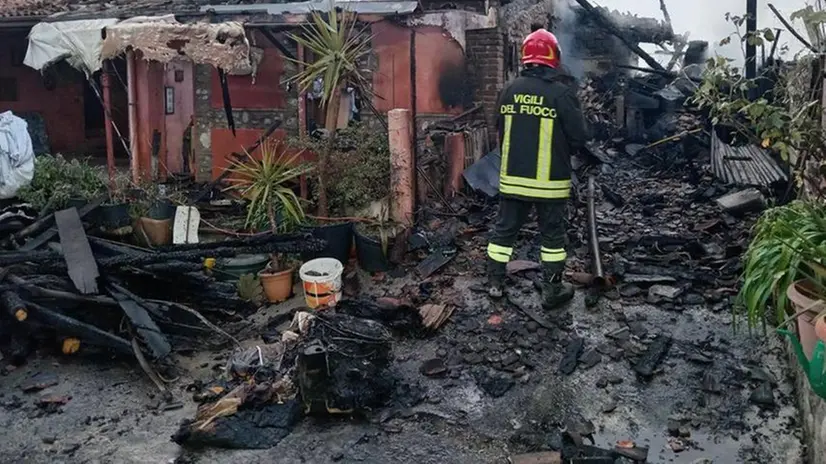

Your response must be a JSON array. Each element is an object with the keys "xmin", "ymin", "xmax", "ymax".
[{"xmin": 486, "ymin": 28, "xmax": 587, "ymax": 310}]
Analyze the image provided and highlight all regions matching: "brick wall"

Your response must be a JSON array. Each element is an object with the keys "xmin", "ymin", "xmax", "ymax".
[{"xmin": 466, "ymin": 28, "xmax": 505, "ymax": 143}]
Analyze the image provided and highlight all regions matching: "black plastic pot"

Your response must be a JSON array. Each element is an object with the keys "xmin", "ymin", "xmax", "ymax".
[
  {"xmin": 302, "ymin": 222, "xmax": 353, "ymax": 265},
  {"xmin": 66, "ymin": 197, "xmax": 87, "ymax": 210},
  {"xmin": 147, "ymin": 199, "xmax": 176, "ymax": 220},
  {"xmin": 95, "ymin": 203, "xmax": 131, "ymax": 228},
  {"xmin": 354, "ymin": 228, "xmax": 394, "ymax": 273}
]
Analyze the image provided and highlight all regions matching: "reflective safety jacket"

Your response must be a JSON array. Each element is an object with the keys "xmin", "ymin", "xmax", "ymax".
[{"xmin": 496, "ymin": 66, "xmax": 587, "ymax": 201}]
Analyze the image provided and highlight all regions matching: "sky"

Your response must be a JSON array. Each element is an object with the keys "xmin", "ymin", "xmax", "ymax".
[{"xmin": 582, "ymin": 0, "xmax": 816, "ymax": 63}]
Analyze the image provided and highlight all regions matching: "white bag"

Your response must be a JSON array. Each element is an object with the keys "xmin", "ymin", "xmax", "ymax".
[{"xmin": 0, "ymin": 111, "xmax": 35, "ymax": 199}]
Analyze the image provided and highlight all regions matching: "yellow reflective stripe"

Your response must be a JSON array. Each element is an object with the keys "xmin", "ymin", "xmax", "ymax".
[
  {"xmin": 536, "ymin": 118, "xmax": 554, "ymax": 181},
  {"xmin": 487, "ymin": 243, "xmax": 513, "ymax": 263},
  {"xmin": 500, "ymin": 115, "xmax": 512, "ymax": 177},
  {"xmin": 540, "ymin": 247, "xmax": 567, "ymax": 262},
  {"xmin": 501, "ymin": 175, "xmax": 570, "ymax": 190},
  {"xmin": 499, "ymin": 181, "xmax": 570, "ymax": 199}
]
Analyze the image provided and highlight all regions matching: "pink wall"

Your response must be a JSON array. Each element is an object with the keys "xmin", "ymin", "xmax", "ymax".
[
  {"xmin": 134, "ymin": 56, "xmax": 195, "ymax": 179},
  {"xmin": 163, "ymin": 60, "xmax": 195, "ymax": 175},
  {"xmin": 134, "ymin": 57, "xmax": 165, "ymax": 179}
]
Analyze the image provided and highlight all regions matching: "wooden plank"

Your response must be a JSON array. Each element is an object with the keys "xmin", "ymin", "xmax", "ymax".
[
  {"xmin": 55, "ymin": 207, "xmax": 100, "ymax": 295},
  {"xmin": 509, "ymin": 452, "xmax": 561, "ymax": 464}
]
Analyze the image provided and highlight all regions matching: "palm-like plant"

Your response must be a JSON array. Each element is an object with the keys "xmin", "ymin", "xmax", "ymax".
[
  {"xmin": 287, "ymin": 3, "xmax": 373, "ymax": 216},
  {"xmin": 224, "ymin": 141, "xmax": 312, "ymax": 233}
]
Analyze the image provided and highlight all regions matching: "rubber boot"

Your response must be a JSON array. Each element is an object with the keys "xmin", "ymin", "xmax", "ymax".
[
  {"xmin": 542, "ymin": 263, "xmax": 574, "ymax": 310},
  {"xmin": 487, "ymin": 260, "xmax": 506, "ymax": 299}
]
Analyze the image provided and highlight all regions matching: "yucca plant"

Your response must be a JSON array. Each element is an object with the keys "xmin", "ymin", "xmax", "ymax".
[
  {"xmin": 738, "ymin": 201, "xmax": 826, "ymax": 330},
  {"xmin": 287, "ymin": 2, "xmax": 373, "ymax": 216},
  {"xmin": 224, "ymin": 141, "xmax": 312, "ymax": 233}
]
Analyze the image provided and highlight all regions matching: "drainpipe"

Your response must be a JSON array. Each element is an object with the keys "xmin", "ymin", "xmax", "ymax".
[
  {"xmin": 126, "ymin": 51, "xmax": 139, "ymax": 183},
  {"xmin": 296, "ymin": 43, "xmax": 308, "ymax": 199},
  {"xmin": 102, "ymin": 61, "xmax": 116, "ymax": 190}
]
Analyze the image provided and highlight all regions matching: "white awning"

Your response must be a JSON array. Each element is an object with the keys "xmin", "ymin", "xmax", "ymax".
[{"xmin": 24, "ymin": 19, "xmax": 120, "ymax": 75}]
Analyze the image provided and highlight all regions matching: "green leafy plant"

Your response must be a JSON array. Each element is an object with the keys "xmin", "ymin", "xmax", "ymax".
[
  {"xmin": 287, "ymin": 3, "xmax": 373, "ymax": 216},
  {"xmin": 224, "ymin": 141, "xmax": 312, "ymax": 233},
  {"xmin": 291, "ymin": 123, "xmax": 390, "ymax": 216},
  {"xmin": 264, "ymin": 254, "xmax": 300, "ymax": 274},
  {"xmin": 739, "ymin": 201, "xmax": 826, "ymax": 330},
  {"xmin": 692, "ymin": 8, "xmax": 826, "ymax": 195},
  {"xmin": 18, "ymin": 154, "xmax": 107, "ymax": 212},
  {"xmin": 237, "ymin": 273, "xmax": 265, "ymax": 304}
]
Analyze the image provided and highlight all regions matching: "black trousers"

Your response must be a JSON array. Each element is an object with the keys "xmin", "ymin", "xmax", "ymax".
[{"xmin": 486, "ymin": 198, "xmax": 567, "ymax": 279}]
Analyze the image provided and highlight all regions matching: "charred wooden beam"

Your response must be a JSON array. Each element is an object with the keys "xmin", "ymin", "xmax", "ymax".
[
  {"xmin": 8, "ymin": 274, "xmax": 118, "ymax": 307},
  {"xmin": 1, "ymin": 291, "xmax": 28, "ymax": 322},
  {"xmin": 25, "ymin": 301, "xmax": 133, "ymax": 356},
  {"xmin": 603, "ymin": 8, "xmax": 674, "ymax": 44},
  {"xmin": 13, "ymin": 198, "xmax": 104, "ymax": 251},
  {"xmin": 573, "ymin": 0, "xmax": 666, "ymax": 72}
]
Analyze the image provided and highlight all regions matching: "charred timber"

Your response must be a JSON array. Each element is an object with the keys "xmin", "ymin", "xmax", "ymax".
[
  {"xmin": 601, "ymin": 8, "xmax": 674, "ymax": 44},
  {"xmin": 573, "ymin": 0, "xmax": 666, "ymax": 72},
  {"xmin": 97, "ymin": 236, "xmax": 325, "ymax": 269},
  {"xmin": 25, "ymin": 301, "xmax": 134, "ymax": 356},
  {"xmin": 1, "ymin": 291, "xmax": 27, "ymax": 322},
  {"xmin": 587, "ymin": 176, "xmax": 606, "ymax": 286}
]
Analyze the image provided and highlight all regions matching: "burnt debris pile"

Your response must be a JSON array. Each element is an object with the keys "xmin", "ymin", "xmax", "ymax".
[
  {"xmin": 0, "ymin": 205, "xmax": 324, "ymax": 376},
  {"xmin": 175, "ymin": 309, "xmax": 420, "ymax": 450}
]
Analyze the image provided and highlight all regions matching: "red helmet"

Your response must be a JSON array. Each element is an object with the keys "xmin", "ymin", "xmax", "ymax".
[{"xmin": 521, "ymin": 29, "xmax": 561, "ymax": 68}]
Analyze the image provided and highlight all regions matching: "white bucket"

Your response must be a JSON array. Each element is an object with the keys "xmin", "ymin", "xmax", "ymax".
[{"xmin": 299, "ymin": 258, "xmax": 344, "ymax": 309}]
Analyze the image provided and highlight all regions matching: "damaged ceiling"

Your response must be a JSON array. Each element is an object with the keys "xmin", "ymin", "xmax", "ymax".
[{"xmin": 100, "ymin": 15, "xmax": 253, "ymax": 74}]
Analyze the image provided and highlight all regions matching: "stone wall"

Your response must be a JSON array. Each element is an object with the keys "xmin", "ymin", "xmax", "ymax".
[{"xmin": 192, "ymin": 46, "xmax": 298, "ymax": 181}]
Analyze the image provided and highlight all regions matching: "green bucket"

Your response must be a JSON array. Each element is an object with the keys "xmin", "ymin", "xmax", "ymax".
[{"xmin": 216, "ymin": 254, "xmax": 270, "ymax": 282}]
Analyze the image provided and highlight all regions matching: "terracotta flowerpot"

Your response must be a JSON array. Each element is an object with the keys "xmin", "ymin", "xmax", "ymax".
[
  {"xmin": 259, "ymin": 268, "xmax": 294, "ymax": 303},
  {"xmin": 815, "ymin": 312, "xmax": 826, "ymax": 342},
  {"xmin": 138, "ymin": 217, "xmax": 172, "ymax": 246},
  {"xmin": 787, "ymin": 279, "xmax": 824, "ymax": 360}
]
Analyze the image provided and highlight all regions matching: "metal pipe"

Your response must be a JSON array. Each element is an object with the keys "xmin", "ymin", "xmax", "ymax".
[
  {"xmin": 745, "ymin": 0, "xmax": 757, "ymax": 83},
  {"xmin": 587, "ymin": 176, "xmax": 605, "ymax": 286},
  {"xmin": 102, "ymin": 62, "xmax": 116, "ymax": 190},
  {"xmin": 126, "ymin": 51, "xmax": 139, "ymax": 183}
]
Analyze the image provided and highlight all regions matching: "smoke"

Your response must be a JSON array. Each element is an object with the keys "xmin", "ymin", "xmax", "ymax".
[
  {"xmin": 554, "ymin": 0, "xmax": 586, "ymax": 79},
  {"xmin": 583, "ymin": 0, "xmax": 810, "ymax": 65}
]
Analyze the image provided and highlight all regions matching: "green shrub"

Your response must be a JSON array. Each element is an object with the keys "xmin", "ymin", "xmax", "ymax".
[
  {"xmin": 296, "ymin": 123, "xmax": 391, "ymax": 216},
  {"xmin": 18, "ymin": 154, "xmax": 106, "ymax": 212}
]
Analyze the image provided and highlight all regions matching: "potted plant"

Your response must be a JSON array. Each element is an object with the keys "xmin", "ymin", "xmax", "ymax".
[
  {"xmin": 300, "ymin": 217, "xmax": 354, "ymax": 266},
  {"xmin": 93, "ymin": 175, "xmax": 133, "ymax": 229},
  {"xmin": 740, "ymin": 201, "xmax": 826, "ymax": 355},
  {"xmin": 287, "ymin": 3, "xmax": 373, "ymax": 217},
  {"xmin": 131, "ymin": 184, "xmax": 181, "ymax": 246},
  {"xmin": 259, "ymin": 254, "xmax": 297, "ymax": 303},
  {"xmin": 354, "ymin": 217, "xmax": 401, "ymax": 273},
  {"xmin": 223, "ymin": 140, "xmax": 312, "ymax": 233}
]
